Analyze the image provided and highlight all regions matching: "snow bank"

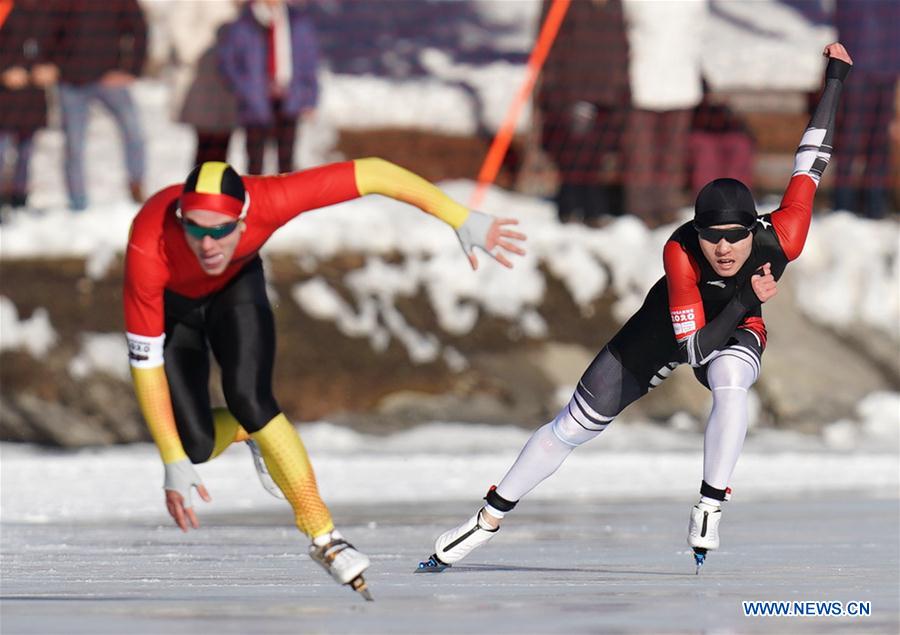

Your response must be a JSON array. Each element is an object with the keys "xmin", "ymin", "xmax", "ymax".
[
  {"xmin": 793, "ymin": 213, "xmax": 900, "ymax": 339},
  {"xmin": 1, "ymin": 413, "xmax": 896, "ymax": 524},
  {"xmin": 0, "ymin": 296, "xmax": 57, "ymax": 358},
  {"xmin": 3, "ymin": 184, "xmax": 895, "ymax": 357},
  {"xmin": 67, "ymin": 333, "xmax": 131, "ymax": 382}
]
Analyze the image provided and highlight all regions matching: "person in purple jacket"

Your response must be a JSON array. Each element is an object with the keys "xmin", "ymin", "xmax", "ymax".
[{"xmin": 218, "ymin": 0, "xmax": 319, "ymax": 175}]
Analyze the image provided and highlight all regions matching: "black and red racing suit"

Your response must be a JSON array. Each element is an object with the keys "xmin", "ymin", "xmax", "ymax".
[{"xmin": 574, "ymin": 57, "xmax": 851, "ymax": 416}]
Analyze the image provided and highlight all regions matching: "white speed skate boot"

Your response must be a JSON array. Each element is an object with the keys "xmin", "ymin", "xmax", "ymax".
[
  {"xmin": 309, "ymin": 530, "xmax": 373, "ymax": 601},
  {"xmin": 245, "ymin": 440, "xmax": 285, "ymax": 499},
  {"xmin": 687, "ymin": 500, "xmax": 722, "ymax": 574},
  {"xmin": 418, "ymin": 508, "xmax": 499, "ymax": 571}
]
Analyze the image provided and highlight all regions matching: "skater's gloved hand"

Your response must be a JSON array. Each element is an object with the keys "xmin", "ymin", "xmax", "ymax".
[
  {"xmin": 163, "ymin": 458, "xmax": 211, "ymax": 532},
  {"xmin": 750, "ymin": 262, "xmax": 778, "ymax": 304},
  {"xmin": 823, "ymin": 42, "xmax": 853, "ymax": 67},
  {"xmin": 454, "ymin": 210, "xmax": 527, "ymax": 270}
]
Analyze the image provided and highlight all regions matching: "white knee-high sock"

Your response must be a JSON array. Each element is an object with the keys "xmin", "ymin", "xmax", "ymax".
[
  {"xmin": 703, "ymin": 354, "xmax": 757, "ymax": 491},
  {"xmin": 494, "ymin": 421, "xmax": 574, "ymax": 504},
  {"xmin": 495, "ymin": 398, "xmax": 610, "ymax": 505}
]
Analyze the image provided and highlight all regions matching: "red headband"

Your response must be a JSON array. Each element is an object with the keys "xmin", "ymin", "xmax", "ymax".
[{"xmin": 179, "ymin": 191, "xmax": 244, "ymax": 218}]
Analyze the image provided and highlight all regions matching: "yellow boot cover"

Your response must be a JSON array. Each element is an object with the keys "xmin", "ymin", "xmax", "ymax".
[{"xmin": 251, "ymin": 413, "xmax": 335, "ymax": 539}]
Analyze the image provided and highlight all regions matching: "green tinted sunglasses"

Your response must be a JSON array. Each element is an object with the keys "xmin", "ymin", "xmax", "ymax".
[{"xmin": 179, "ymin": 216, "xmax": 241, "ymax": 240}]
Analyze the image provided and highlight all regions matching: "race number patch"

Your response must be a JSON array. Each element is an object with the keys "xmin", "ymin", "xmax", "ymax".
[
  {"xmin": 670, "ymin": 308, "xmax": 697, "ymax": 339},
  {"xmin": 126, "ymin": 332, "xmax": 165, "ymax": 368}
]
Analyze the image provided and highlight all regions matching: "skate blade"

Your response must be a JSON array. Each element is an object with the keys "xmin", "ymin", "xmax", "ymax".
[
  {"xmin": 349, "ymin": 575, "xmax": 373, "ymax": 601},
  {"xmin": 246, "ymin": 441, "xmax": 286, "ymax": 500},
  {"xmin": 692, "ymin": 547, "xmax": 707, "ymax": 575},
  {"xmin": 415, "ymin": 554, "xmax": 450, "ymax": 573}
]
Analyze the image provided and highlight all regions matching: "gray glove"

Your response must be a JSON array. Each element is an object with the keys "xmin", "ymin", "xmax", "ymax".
[
  {"xmin": 163, "ymin": 458, "xmax": 204, "ymax": 508},
  {"xmin": 455, "ymin": 210, "xmax": 496, "ymax": 264}
]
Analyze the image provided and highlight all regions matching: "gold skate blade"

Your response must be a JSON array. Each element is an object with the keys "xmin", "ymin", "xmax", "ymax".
[{"xmin": 350, "ymin": 575, "xmax": 374, "ymax": 602}]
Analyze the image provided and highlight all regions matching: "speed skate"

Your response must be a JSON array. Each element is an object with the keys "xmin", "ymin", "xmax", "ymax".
[
  {"xmin": 416, "ymin": 508, "xmax": 499, "ymax": 572},
  {"xmin": 688, "ymin": 501, "xmax": 722, "ymax": 574},
  {"xmin": 309, "ymin": 530, "xmax": 374, "ymax": 601}
]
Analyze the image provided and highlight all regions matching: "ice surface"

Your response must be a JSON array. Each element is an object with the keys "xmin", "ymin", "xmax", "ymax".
[{"xmin": 1, "ymin": 498, "xmax": 897, "ymax": 634}]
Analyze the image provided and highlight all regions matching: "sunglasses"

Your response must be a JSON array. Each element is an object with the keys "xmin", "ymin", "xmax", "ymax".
[
  {"xmin": 694, "ymin": 224, "xmax": 753, "ymax": 244},
  {"xmin": 179, "ymin": 217, "xmax": 241, "ymax": 240}
]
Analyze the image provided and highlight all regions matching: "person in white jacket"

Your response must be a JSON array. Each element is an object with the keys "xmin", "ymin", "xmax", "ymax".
[{"xmin": 621, "ymin": 0, "xmax": 708, "ymax": 227}]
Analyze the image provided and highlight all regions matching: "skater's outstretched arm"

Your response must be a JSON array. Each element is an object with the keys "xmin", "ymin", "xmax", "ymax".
[
  {"xmin": 246, "ymin": 158, "xmax": 527, "ymax": 270},
  {"xmin": 354, "ymin": 158, "xmax": 527, "ymax": 270},
  {"xmin": 770, "ymin": 43, "xmax": 852, "ymax": 263}
]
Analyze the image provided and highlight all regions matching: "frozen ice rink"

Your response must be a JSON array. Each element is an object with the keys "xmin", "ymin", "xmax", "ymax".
[{"xmin": 2, "ymin": 496, "xmax": 897, "ymax": 635}]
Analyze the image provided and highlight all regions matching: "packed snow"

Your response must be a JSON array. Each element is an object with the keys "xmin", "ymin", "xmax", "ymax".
[
  {"xmin": 2, "ymin": 180, "xmax": 897, "ymax": 353},
  {"xmin": 67, "ymin": 333, "xmax": 131, "ymax": 382},
  {"xmin": 1, "ymin": 389, "xmax": 897, "ymax": 525},
  {"xmin": 0, "ymin": 296, "xmax": 57, "ymax": 357}
]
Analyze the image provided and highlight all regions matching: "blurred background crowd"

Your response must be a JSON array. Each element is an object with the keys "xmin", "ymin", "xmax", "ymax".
[{"xmin": 1, "ymin": 0, "xmax": 898, "ymax": 224}]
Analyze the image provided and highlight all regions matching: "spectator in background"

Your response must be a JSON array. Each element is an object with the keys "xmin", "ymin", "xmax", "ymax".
[
  {"xmin": 47, "ymin": 0, "xmax": 147, "ymax": 211},
  {"xmin": 537, "ymin": 0, "xmax": 630, "ymax": 227},
  {"xmin": 0, "ymin": 0, "xmax": 56, "ymax": 212},
  {"xmin": 832, "ymin": 0, "xmax": 900, "ymax": 219},
  {"xmin": 688, "ymin": 79, "xmax": 755, "ymax": 197},
  {"xmin": 218, "ymin": 0, "xmax": 319, "ymax": 175},
  {"xmin": 621, "ymin": 0, "xmax": 707, "ymax": 227},
  {"xmin": 157, "ymin": 1, "xmax": 239, "ymax": 167}
]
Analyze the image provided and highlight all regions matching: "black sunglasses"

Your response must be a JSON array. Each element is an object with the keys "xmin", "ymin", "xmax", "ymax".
[
  {"xmin": 179, "ymin": 216, "xmax": 241, "ymax": 240},
  {"xmin": 694, "ymin": 224, "xmax": 753, "ymax": 244}
]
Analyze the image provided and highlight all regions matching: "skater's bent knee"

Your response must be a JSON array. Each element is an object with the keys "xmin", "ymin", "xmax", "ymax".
[
  {"xmin": 707, "ymin": 354, "xmax": 757, "ymax": 390},
  {"xmin": 182, "ymin": 436, "xmax": 214, "ymax": 464},
  {"xmin": 223, "ymin": 390, "xmax": 280, "ymax": 433},
  {"xmin": 551, "ymin": 402, "xmax": 610, "ymax": 447}
]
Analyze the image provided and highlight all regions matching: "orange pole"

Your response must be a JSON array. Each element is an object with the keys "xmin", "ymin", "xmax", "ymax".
[
  {"xmin": 0, "ymin": 0, "xmax": 14, "ymax": 29},
  {"xmin": 470, "ymin": 0, "xmax": 571, "ymax": 209}
]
